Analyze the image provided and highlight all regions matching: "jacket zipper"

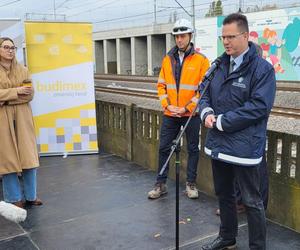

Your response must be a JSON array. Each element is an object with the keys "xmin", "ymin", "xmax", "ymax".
[
  {"xmin": 178, "ymin": 56, "xmax": 188, "ymax": 106},
  {"xmin": 169, "ymin": 55, "xmax": 177, "ymax": 106}
]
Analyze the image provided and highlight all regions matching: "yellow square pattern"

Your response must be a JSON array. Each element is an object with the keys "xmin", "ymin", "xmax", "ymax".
[
  {"xmin": 89, "ymin": 141, "xmax": 98, "ymax": 149},
  {"xmin": 65, "ymin": 143, "xmax": 73, "ymax": 151},
  {"xmin": 80, "ymin": 118, "xmax": 96, "ymax": 126},
  {"xmin": 73, "ymin": 134, "xmax": 81, "ymax": 143},
  {"xmin": 40, "ymin": 144, "xmax": 49, "ymax": 152},
  {"xmin": 56, "ymin": 127, "xmax": 65, "ymax": 135}
]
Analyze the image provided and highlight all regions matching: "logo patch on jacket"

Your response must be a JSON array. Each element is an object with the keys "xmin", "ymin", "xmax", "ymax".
[
  {"xmin": 186, "ymin": 66, "xmax": 195, "ymax": 71},
  {"xmin": 232, "ymin": 77, "xmax": 246, "ymax": 88}
]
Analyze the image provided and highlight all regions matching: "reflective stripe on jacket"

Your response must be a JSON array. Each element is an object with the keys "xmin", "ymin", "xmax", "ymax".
[{"xmin": 157, "ymin": 45, "xmax": 209, "ymax": 117}]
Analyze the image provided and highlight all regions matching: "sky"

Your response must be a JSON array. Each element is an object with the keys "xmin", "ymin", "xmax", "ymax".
[{"xmin": 0, "ymin": 0, "xmax": 299, "ymax": 31}]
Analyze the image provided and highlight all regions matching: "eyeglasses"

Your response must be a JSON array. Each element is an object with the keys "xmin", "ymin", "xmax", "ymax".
[
  {"xmin": 173, "ymin": 26, "xmax": 188, "ymax": 32},
  {"xmin": 0, "ymin": 45, "xmax": 17, "ymax": 51},
  {"xmin": 218, "ymin": 32, "xmax": 245, "ymax": 41}
]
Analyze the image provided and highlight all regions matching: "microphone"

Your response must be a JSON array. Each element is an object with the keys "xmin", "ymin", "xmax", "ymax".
[
  {"xmin": 198, "ymin": 57, "xmax": 221, "ymax": 92},
  {"xmin": 204, "ymin": 57, "xmax": 222, "ymax": 79}
]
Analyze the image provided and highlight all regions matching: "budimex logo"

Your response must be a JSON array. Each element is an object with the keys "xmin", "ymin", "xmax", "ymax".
[{"xmin": 36, "ymin": 81, "xmax": 87, "ymax": 92}]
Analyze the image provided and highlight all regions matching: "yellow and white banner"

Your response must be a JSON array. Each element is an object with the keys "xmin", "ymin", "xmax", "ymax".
[{"xmin": 25, "ymin": 22, "xmax": 98, "ymax": 155}]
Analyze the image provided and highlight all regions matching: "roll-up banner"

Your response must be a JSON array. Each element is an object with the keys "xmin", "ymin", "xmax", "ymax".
[{"xmin": 25, "ymin": 22, "xmax": 98, "ymax": 155}]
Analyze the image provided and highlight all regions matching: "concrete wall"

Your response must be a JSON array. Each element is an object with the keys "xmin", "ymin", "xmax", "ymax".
[
  {"xmin": 93, "ymin": 23, "xmax": 174, "ymax": 76},
  {"xmin": 151, "ymin": 34, "xmax": 166, "ymax": 76},
  {"xmin": 166, "ymin": 33, "xmax": 176, "ymax": 52},
  {"xmin": 134, "ymin": 36, "xmax": 148, "ymax": 76},
  {"xmin": 106, "ymin": 39, "xmax": 117, "ymax": 74},
  {"xmin": 93, "ymin": 23, "xmax": 173, "ymax": 40},
  {"xmin": 94, "ymin": 40, "xmax": 104, "ymax": 74}
]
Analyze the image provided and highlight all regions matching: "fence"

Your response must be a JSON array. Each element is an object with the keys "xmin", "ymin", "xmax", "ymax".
[{"xmin": 96, "ymin": 100, "xmax": 300, "ymax": 232}]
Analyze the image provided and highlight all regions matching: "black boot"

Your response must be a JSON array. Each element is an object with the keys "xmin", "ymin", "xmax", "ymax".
[{"xmin": 201, "ymin": 236, "xmax": 236, "ymax": 250}]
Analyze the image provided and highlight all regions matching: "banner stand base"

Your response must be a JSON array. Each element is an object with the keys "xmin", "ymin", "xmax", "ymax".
[{"xmin": 39, "ymin": 150, "xmax": 99, "ymax": 157}]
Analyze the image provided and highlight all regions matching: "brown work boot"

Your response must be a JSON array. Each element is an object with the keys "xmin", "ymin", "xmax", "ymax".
[
  {"xmin": 12, "ymin": 201, "xmax": 24, "ymax": 209},
  {"xmin": 25, "ymin": 198, "xmax": 43, "ymax": 206},
  {"xmin": 185, "ymin": 182, "xmax": 199, "ymax": 199},
  {"xmin": 148, "ymin": 183, "xmax": 167, "ymax": 199}
]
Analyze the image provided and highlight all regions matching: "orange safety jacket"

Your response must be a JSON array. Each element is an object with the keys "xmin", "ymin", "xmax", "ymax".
[{"xmin": 157, "ymin": 45, "xmax": 210, "ymax": 117}]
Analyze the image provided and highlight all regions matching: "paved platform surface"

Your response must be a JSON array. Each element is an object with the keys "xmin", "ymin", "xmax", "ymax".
[{"xmin": 1, "ymin": 153, "xmax": 300, "ymax": 250}]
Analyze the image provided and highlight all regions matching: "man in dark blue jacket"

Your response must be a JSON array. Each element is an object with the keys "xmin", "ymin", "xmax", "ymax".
[{"xmin": 200, "ymin": 13, "xmax": 276, "ymax": 250}]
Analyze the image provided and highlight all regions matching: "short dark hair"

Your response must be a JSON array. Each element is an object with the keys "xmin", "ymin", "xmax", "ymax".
[{"xmin": 223, "ymin": 13, "xmax": 249, "ymax": 33}]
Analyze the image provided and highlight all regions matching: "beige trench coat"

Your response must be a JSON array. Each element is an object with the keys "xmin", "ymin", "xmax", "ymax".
[{"xmin": 0, "ymin": 63, "xmax": 39, "ymax": 174}]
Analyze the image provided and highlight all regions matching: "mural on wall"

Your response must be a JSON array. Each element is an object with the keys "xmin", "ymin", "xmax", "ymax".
[
  {"xmin": 196, "ymin": 7, "xmax": 300, "ymax": 81},
  {"xmin": 217, "ymin": 8, "xmax": 300, "ymax": 81}
]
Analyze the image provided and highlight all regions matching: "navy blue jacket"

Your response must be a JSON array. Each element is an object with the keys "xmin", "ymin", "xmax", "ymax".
[
  {"xmin": 172, "ymin": 44, "xmax": 193, "ymax": 91},
  {"xmin": 199, "ymin": 42, "xmax": 276, "ymax": 166}
]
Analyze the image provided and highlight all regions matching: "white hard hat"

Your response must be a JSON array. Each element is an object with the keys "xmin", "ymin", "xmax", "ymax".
[{"xmin": 172, "ymin": 19, "xmax": 194, "ymax": 35}]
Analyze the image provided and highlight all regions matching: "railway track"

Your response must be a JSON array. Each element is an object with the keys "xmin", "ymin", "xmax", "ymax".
[
  {"xmin": 94, "ymin": 74, "xmax": 300, "ymax": 92},
  {"xmin": 94, "ymin": 74, "xmax": 157, "ymax": 83},
  {"xmin": 276, "ymin": 86, "xmax": 300, "ymax": 92},
  {"xmin": 271, "ymin": 107, "xmax": 300, "ymax": 119},
  {"xmin": 95, "ymin": 86, "xmax": 157, "ymax": 99},
  {"xmin": 95, "ymin": 85, "xmax": 300, "ymax": 119}
]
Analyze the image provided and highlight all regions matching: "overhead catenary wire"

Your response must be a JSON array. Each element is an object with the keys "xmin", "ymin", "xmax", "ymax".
[
  {"xmin": 92, "ymin": 0, "xmax": 299, "ymax": 27},
  {"xmin": 66, "ymin": 0, "xmax": 121, "ymax": 17},
  {"xmin": 61, "ymin": 0, "xmax": 153, "ymax": 12},
  {"xmin": 55, "ymin": 0, "xmax": 71, "ymax": 9},
  {"xmin": 61, "ymin": 0, "xmax": 300, "ymax": 25},
  {"xmin": 57, "ymin": 0, "xmax": 112, "ymax": 12},
  {"xmin": 174, "ymin": 0, "xmax": 192, "ymax": 16},
  {"xmin": 5, "ymin": 0, "xmax": 297, "ymax": 26},
  {"xmin": 93, "ymin": 6, "xmax": 178, "ymax": 24},
  {"xmin": 0, "ymin": 0, "xmax": 20, "ymax": 8},
  {"xmin": 92, "ymin": 1, "xmax": 239, "ymax": 24}
]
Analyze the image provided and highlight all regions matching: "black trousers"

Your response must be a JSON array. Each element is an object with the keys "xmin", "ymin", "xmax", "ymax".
[
  {"xmin": 212, "ymin": 160, "xmax": 266, "ymax": 250},
  {"xmin": 235, "ymin": 153, "xmax": 269, "ymax": 210},
  {"xmin": 156, "ymin": 115, "xmax": 201, "ymax": 184}
]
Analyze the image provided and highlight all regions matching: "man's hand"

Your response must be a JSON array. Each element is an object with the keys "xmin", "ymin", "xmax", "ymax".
[
  {"xmin": 17, "ymin": 86, "xmax": 33, "ymax": 95},
  {"xmin": 205, "ymin": 114, "xmax": 216, "ymax": 128},
  {"xmin": 167, "ymin": 105, "xmax": 186, "ymax": 117},
  {"xmin": 175, "ymin": 107, "xmax": 186, "ymax": 114}
]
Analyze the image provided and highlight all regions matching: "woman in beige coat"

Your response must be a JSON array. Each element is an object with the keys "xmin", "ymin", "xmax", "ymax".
[{"xmin": 0, "ymin": 37, "xmax": 42, "ymax": 208}]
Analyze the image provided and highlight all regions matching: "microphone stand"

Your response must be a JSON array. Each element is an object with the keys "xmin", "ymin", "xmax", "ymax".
[{"xmin": 159, "ymin": 58, "xmax": 220, "ymax": 250}]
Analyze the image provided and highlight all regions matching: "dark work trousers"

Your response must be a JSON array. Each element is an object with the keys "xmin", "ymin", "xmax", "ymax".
[
  {"xmin": 156, "ymin": 115, "xmax": 201, "ymax": 184},
  {"xmin": 212, "ymin": 160, "xmax": 266, "ymax": 250},
  {"xmin": 235, "ymin": 153, "xmax": 269, "ymax": 210}
]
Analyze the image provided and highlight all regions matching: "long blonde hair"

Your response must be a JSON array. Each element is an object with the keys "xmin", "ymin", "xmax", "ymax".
[{"xmin": 0, "ymin": 37, "xmax": 28, "ymax": 86}]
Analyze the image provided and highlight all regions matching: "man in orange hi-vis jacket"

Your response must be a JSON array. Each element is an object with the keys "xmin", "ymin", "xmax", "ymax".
[{"xmin": 148, "ymin": 19, "xmax": 210, "ymax": 199}]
